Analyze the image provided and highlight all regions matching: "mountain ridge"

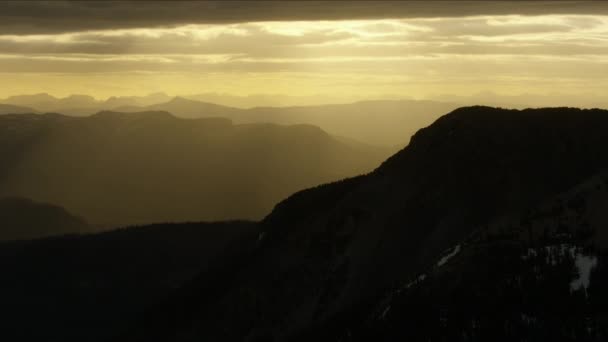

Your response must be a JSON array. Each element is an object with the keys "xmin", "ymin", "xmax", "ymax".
[
  {"xmin": 3, "ymin": 105, "xmax": 608, "ymax": 341},
  {"xmin": 0, "ymin": 110, "xmax": 390, "ymax": 226},
  {"xmin": 0, "ymin": 103, "xmax": 37, "ymax": 115},
  {"xmin": 119, "ymin": 105, "xmax": 608, "ymax": 341},
  {"xmin": 2, "ymin": 95, "xmax": 460, "ymax": 146}
]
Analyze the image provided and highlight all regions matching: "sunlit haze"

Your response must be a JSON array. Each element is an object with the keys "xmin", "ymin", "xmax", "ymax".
[{"xmin": 1, "ymin": 4, "xmax": 608, "ymax": 106}]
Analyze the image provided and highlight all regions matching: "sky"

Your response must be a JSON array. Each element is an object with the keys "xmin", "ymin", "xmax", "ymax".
[{"xmin": 1, "ymin": 1, "xmax": 608, "ymax": 103}]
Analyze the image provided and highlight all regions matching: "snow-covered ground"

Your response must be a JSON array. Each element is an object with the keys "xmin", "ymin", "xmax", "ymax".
[
  {"xmin": 571, "ymin": 253, "xmax": 598, "ymax": 293},
  {"xmin": 437, "ymin": 244, "xmax": 461, "ymax": 267},
  {"xmin": 522, "ymin": 243, "xmax": 598, "ymax": 293}
]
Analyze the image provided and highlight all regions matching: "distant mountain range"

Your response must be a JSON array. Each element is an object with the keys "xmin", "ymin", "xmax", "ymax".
[
  {"xmin": 182, "ymin": 93, "xmax": 408, "ymax": 108},
  {"xmin": 115, "ymin": 97, "xmax": 460, "ymax": 146},
  {"xmin": 0, "ymin": 111, "xmax": 390, "ymax": 226},
  {"xmin": 4, "ymin": 92, "xmax": 608, "ymax": 147},
  {"xmin": 0, "ymin": 92, "xmax": 172, "ymax": 116},
  {"xmin": 1, "ymin": 93, "xmax": 459, "ymax": 146},
  {"xmin": 0, "ymin": 92, "xmax": 405, "ymax": 112}
]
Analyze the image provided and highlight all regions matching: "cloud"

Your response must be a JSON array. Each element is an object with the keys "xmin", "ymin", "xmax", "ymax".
[
  {"xmin": 1, "ymin": 1, "xmax": 608, "ymax": 34},
  {"xmin": 1, "ymin": 52, "xmax": 606, "ymax": 82},
  {"xmin": 1, "ymin": 15, "xmax": 607, "ymax": 59},
  {"xmin": 1, "ymin": 4, "xmax": 608, "ymax": 99}
]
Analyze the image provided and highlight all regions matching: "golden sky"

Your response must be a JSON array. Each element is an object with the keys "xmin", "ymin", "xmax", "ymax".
[{"xmin": 1, "ymin": 2, "xmax": 608, "ymax": 102}]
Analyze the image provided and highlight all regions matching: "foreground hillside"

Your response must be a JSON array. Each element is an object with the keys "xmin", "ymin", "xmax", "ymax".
[
  {"xmin": 0, "ymin": 220, "xmax": 258, "ymax": 342},
  {"xmin": 0, "ymin": 111, "xmax": 389, "ymax": 226},
  {"xmin": 120, "ymin": 106, "xmax": 608, "ymax": 341},
  {"xmin": 343, "ymin": 171, "xmax": 608, "ymax": 341}
]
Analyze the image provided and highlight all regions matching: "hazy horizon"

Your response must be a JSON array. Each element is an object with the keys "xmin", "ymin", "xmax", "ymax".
[
  {"xmin": 3, "ymin": 90, "xmax": 608, "ymax": 110},
  {"xmin": 1, "ymin": 1, "xmax": 608, "ymax": 107}
]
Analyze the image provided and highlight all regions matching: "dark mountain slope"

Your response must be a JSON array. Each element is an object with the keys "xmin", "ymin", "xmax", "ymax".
[
  {"xmin": 0, "ymin": 111, "xmax": 389, "ymax": 226},
  {"xmin": 0, "ymin": 220, "xmax": 258, "ymax": 342},
  {"xmin": 343, "ymin": 171, "xmax": 608, "ymax": 341},
  {"xmin": 121, "ymin": 106, "xmax": 608, "ymax": 341},
  {"xmin": 0, "ymin": 197, "xmax": 89, "ymax": 241}
]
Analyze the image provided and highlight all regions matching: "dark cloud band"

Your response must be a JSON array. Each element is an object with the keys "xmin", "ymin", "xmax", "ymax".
[{"xmin": 2, "ymin": 1, "xmax": 608, "ymax": 34}]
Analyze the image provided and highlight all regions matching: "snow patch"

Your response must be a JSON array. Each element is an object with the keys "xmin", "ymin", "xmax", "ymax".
[
  {"xmin": 521, "ymin": 313, "xmax": 537, "ymax": 326},
  {"xmin": 522, "ymin": 248, "xmax": 538, "ymax": 260},
  {"xmin": 523, "ymin": 244, "xmax": 576, "ymax": 264},
  {"xmin": 437, "ymin": 244, "xmax": 461, "ymax": 267},
  {"xmin": 403, "ymin": 274, "xmax": 427, "ymax": 290},
  {"xmin": 522, "ymin": 244, "xmax": 599, "ymax": 293},
  {"xmin": 379, "ymin": 305, "xmax": 391, "ymax": 320},
  {"xmin": 570, "ymin": 254, "xmax": 598, "ymax": 293},
  {"xmin": 544, "ymin": 244, "xmax": 576, "ymax": 266},
  {"xmin": 393, "ymin": 273, "xmax": 428, "ymax": 297}
]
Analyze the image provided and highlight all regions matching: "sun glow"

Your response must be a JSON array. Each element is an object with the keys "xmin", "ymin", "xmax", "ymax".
[{"xmin": 0, "ymin": 15, "xmax": 607, "ymax": 101}]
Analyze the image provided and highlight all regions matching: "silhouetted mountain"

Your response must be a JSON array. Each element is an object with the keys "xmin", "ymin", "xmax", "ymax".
[
  {"xmin": 0, "ymin": 103, "xmax": 37, "ymax": 114},
  {"xmin": 141, "ymin": 96, "xmax": 244, "ymax": 118},
  {"xmin": 0, "ymin": 197, "xmax": 89, "ymax": 241},
  {"xmin": 3, "ymin": 94, "xmax": 459, "ymax": 146},
  {"xmin": 0, "ymin": 111, "xmax": 390, "ymax": 226},
  {"xmin": 120, "ymin": 106, "xmax": 608, "ymax": 341},
  {"xmin": 184, "ymin": 93, "xmax": 408, "ymax": 108},
  {"xmin": 0, "ymin": 220, "xmax": 258, "ymax": 342},
  {"xmin": 0, "ymin": 93, "xmax": 172, "ymax": 116},
  {"xmin": 122, "ymin": 98, "xmax": 459, "ymax": 146},
  {"xmin": 432, "ymin": 91, "xmax": 608, "ymax": 110},
  {"xmin": 104, "ymin": 92, "xmax": 171, "ymax": 108},
  {"xmin": 1, "ymin": 93, "xmax": 99, "ymax": 112},
  {"xmin": 246, "ymin": 100, "xmax": 460, "ymax": 146},
  {"xmin": 2, "ymin": 93, "xmax": 57, "ymax": 107}
]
